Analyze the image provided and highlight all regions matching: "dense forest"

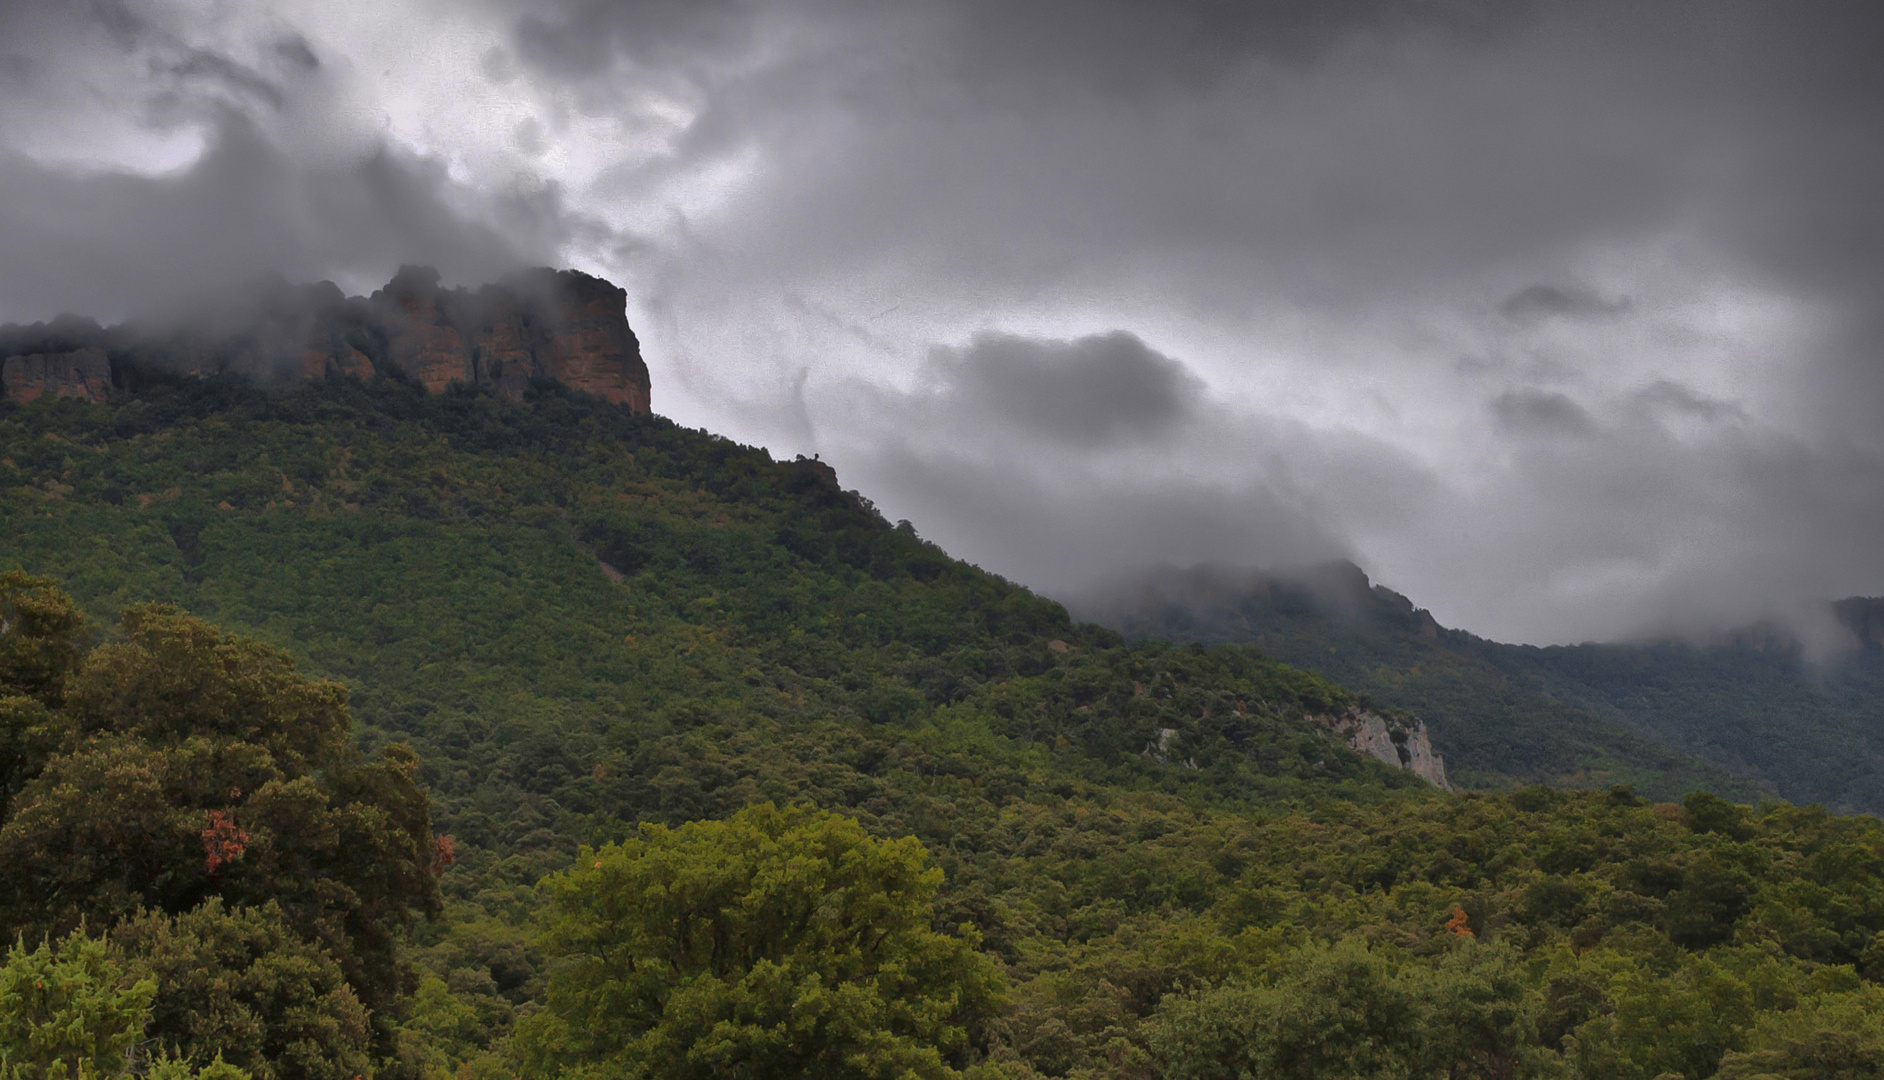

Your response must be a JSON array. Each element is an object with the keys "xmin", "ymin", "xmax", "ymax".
[
  {"xmin": 1086, "ymin": 564, "xmax": 1884, "ymax": 814},
  {"xmin": 4, "ymin": 373, "xmax": 1884, "ymax": 1079}
]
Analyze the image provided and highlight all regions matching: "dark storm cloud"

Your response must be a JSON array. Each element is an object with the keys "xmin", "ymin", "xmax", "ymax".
[
  {"xmin": 1633, "ymin": 381, "xmax": 1745, "ymax": 424},
  {"xmin": 1490, "ymin": 390, "xmax": 1596, "ymax": 438},
  {"xmin": 1431, "ymin": 389, "xmax": 1884, "ymax": 654},
  {"xmin": 510, "ymin": 0, "xmax": 1534, "ymax": 94},
  {"xmin": 500, "ymin": 0, "xmax": 1726, "ymax": 338},
  {"xmin": 273, "ymin": 36, "xmax": 321, "ymax": 72},
  {"xmin": 855, "ymin": 445, "xmax": 1350, "ymax": 602},
  {"xmin": 816, "ymin": 329, "xmax": 1439, "ymax": 600},
  {"xmin": 513, "ymin": 0, "xmax": 756, "ymax": 78},
  {"xmin": 4, "ymin": 0, "xmax": 1884, "ymax": 645},
  {"xmin": 0, "ymin": 118, "xmax": 561, "ymax": 322},
  {"xmin": 1498, "ymin": 284, "xmax": 1630, "ymax": 323},
  {"xmin": 920, "ymin": 332, "xmax": 1203, "ymax": 447},
  {"xmin": 1710, "ymin": 6, "xmax": 1884, "ymax": 459},
  {"xmin": 488, "ymin": 0, "xmax": 1884, "ymax": 642},
  {"xmin": 0, "ymin": 1, "xmax": 560, "ymax": 323}
]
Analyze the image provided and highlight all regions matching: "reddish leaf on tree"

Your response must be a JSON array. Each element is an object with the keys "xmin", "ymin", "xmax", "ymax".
[
  {"xmin": 202, "ymin": 809, "xmax": 249, "ymax": 874},
  {"xmin": 432, "ymin": 833, "xmax": 456, "ymax": 877},
  {"xmin": 1446, "ymin": 906, "xmax": 1475, "ymax": 938}
]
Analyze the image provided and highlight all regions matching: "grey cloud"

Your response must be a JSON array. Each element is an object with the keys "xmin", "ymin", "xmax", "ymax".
[
  {"xmin": 532, "ymin": 0, "xmax": 1884, "ymax": 643},
  {"xmin": 273, "ymin": 36, "xmax": 320, "ymax": 72},
  {"xmin": 511, "ymin": 0, "xmax": 1537, "ymax": 98},
  {"xmin": 1490, "ymin": 389, "xmax": 1596, "ymax": 438},
  {"xmin": 1633, "ymin": 380, "xmax": 1745, "ymax": 424},
  {"xmin": 7, "ymin": 0, "xmax": 1884, "ymax": 649},
  {"xmin": 856, "ymin": 446, "xmax": 1349, "ymax": 601},
  {"xmin": 516, "ymin": 0, "xmax": 1726, "ymax": 324},
  {"xmin": 512, "ymin": 0, "xmax": 757, "ymax": 80},
  {"xmin": 1498, "ymin": 284, "xmax": 1630, "ymax": 323},
  {"xmin": 0, "ymin": 117, "xmax": 562, "ymax": 323},
  {"xmin": 1442, "ymin": 408, "xmax": 1884, "ymax": 650},
  {"xmin": 813, "ymin": 330, "xmax": 1438, "ymax": 600},
  {"xmin": 919, "ymin": 331, "xmax": 1203, "ymax": 447},
  {"xmin": 0, "ymin": 3, "xmax": 562, "ymax": 323}
]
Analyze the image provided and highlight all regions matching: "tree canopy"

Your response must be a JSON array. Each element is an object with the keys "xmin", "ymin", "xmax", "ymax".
[
  {"xmin": 5, "ymin": 378, "xmax": 1884, "ymax": 1078},
  {"xmin": 0, "ymin": 574, "xmax": 439, "ymax": 1077},
  {"xmin": 514, "ymin": 803, "xmax": 1003, "ymax": 1080}
]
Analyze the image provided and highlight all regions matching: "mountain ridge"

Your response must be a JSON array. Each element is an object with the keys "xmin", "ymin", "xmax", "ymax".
[
  {"xmin": 0, "ymin": 265, "xmax": 651, "ymax": 410},
  {"xmin": 1081, "ymin": 559, "xmax": 1884, "ymax": 811},
  {"xmin": 6, "ymin": 324, "xmax": 1884, "ymax": 1078}
]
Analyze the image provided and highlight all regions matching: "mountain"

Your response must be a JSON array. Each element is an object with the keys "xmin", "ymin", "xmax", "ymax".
[
  {"xmin": 1081, "ymin": 561, "xmax": 1884, "ymax": 812},
  {"xmin": 5, "ymin": 274, "xmax": 1884, "ymax": 1080},
  {"xmin": 0, "ymin": 264, "xmax": 650, "ymax": 409}
]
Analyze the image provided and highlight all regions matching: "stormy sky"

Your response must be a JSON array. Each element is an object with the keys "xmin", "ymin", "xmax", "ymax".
[{"xmin": 3, "ymin": 0, "xmax": 1883, "ymax": 647}]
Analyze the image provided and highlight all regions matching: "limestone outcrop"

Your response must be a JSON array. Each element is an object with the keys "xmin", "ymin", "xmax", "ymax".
[
  {"xmin": 1, "ymin": 347, "xmax": 111, "ymax": 403},
  {"xmin": 1319, "ymin": 707, "xmax": 1451, "ymax": 789},
  {"xmin": 0, "ymin": 267, "xmax": 651, "ymax": 412}
]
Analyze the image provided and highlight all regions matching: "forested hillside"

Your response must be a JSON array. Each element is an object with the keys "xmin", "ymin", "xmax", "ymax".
[
  {"xmin": 1086, "ymin": 563, "xmax": 1884, "ymax": 814},
  {"xmin": 5, "ymin": 374, "xmax": 1884, "ymax": 1079}
]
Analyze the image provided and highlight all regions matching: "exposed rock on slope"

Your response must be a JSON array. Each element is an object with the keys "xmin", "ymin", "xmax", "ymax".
[
  {"xmin": 1, "ymin": 347, "xmax": 111, "ymax": 403},
  {"xmin": 1320, "ymin": 707, "xmax": 1451, "ymax": 789},
  {"xmin": 0, "ymin": 266, "xmax": 651, "ymax": 411}
]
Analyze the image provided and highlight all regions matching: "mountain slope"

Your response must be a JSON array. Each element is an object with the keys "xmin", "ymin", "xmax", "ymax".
[
  {"xmin": 0, "ymin": 371, "xmax": 1436, "ymax": 872},
  {"xmin": 7, "ymin": 370, "xmax": 1884, "ymax": 1079},
  {"xmin": 0, "ymin": 368, "xmax": 1427, "ymax": 1072},
  {"xmin": 1082, "ymin": 561, "xmax": 1884, "ymax": 811}
]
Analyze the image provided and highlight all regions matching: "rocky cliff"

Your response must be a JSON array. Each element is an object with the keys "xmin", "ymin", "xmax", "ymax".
[
  {"xmin": 1, "ymin": 347, "xmax": 112, "ymax": 404},
  {"xmin": 0, "ymin": 266, "xmax": 651, "ymax": 411},
  {"xmin": 1319, "ymin": 707, "xmax": 1451, "ymax": 789}
]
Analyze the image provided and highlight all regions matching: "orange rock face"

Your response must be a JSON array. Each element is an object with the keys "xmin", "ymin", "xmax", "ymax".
[
  {"xmin": 530, "ymin": 271, "xmax": 650, "ymax": 408},
  {"xmin": 300, "ymin": 345, "xmax": 375, "ymax": 382},
  {"xmin": 1, "ymin": 348, "xmax": 111, "ymax": 403},
  {"xmin": 335, "ymin": 265, "xmax": 651, "ymax": 409},
  {"xmin": 1, "ymin": 266, "xmax": 653, "ymax": 412},
  {"xmin": 374, "ymin": 266, "xmax": 472, "ymax": 394}
]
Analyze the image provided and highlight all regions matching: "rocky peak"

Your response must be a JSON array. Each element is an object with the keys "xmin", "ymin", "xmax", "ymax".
[{"xmin": 0, "ymin": 267, "xmax": 652, "ymax": 412}]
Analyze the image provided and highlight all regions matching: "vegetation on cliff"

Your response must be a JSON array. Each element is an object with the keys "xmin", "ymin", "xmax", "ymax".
[{"xmin": 3, "ymin": 376, "xmax": 1884, "ymax": 1078}]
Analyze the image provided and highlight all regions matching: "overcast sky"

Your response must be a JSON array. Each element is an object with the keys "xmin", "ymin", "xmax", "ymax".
[{"xmin": 3, "ymin": 0, "xmax": 1883, "ymax": 646}]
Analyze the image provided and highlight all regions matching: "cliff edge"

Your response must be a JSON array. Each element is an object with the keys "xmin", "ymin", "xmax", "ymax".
[{"xmin": 0, "ymin": 266, "xmax": 650, "ymax": 412}]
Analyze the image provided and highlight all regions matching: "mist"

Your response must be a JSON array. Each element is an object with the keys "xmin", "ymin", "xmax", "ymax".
[{"xmin": 4, "ymin": 0, "xmax": 1884, "ymax": 645}]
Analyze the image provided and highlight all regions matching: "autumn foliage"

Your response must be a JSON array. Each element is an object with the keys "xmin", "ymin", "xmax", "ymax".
[
  {"xmin": 201, "ymin": 810, "xmax": 249, "ymax": 874},
  {"xmin": 1446, "ymin": 906, "xmax": 1475, "ymax": 939}
]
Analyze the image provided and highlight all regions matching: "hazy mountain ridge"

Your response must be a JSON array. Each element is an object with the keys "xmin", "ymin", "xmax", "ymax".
[
  {"xmin": 1082, "ymin": 561, "xmax": 1884, "ymax": 812},
  {"xmin": 0, "ymin": 264, "xmax": 650, "ymax": 410}
]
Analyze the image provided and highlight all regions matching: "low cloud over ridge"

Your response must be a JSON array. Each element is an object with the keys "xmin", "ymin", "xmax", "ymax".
[{"xmin": 4, "ymin": 0, "xmax": 1884, "ymax": 645}]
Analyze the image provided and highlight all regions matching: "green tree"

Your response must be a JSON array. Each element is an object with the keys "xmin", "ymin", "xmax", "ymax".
[
  {"xmin": 512, "ymin": 803, "xmax": 1003, "ymax": 1080},
  {"xmin": 0, "ymin": 571, "xmax": 88, "ymax": 707},
  {"xmin": 0, "ymin": 572, "xmax": 87, "ymax": 820},
  {"xmin": 1569, "ymin": 953, "xmax": 1755, "ymax": 1080},
  {"xmin": 1150, "ymin": 942, "xmax": 1424, "ymax": 1080},
  {"xmin": 112, "ymin": 900, "xmax": 371, "ymax": 1080},
  {"xmin": 0, "ymin": 602, "xmax": 440, "ymax": 1074},
  {"xmin": 1713, "ymin": 988, "xmax": 1884, "ymax": 1079},
  {"xmin": 0, "ymin": 927, "xmax": 152, "ymax": 1080},
  {"xmin": 1419, "ymin": 941, "xmax": 1538, "ymax": 1080}
]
